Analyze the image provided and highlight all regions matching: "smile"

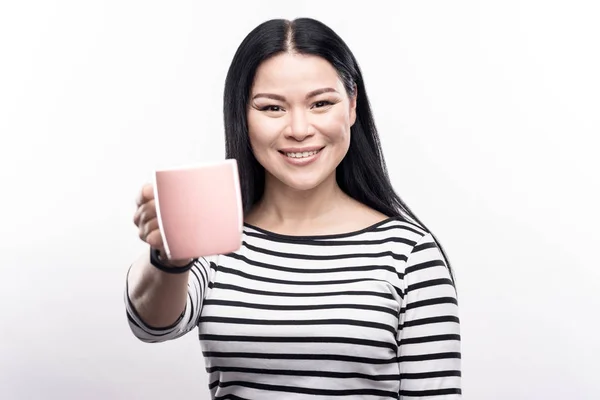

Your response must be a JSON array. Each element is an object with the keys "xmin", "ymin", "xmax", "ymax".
[
  {"xmin": 284, "ymin": 150, "xmax": 320, "ymax": 158},
  {"xmin": 278, "ymin": 147, "xmax": 324, "ymax": 166}
]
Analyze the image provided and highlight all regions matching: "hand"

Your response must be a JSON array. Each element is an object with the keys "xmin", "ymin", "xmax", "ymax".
[{"xmin": 133, "ymin": 183, "xmax": 191, "ymax": 267}]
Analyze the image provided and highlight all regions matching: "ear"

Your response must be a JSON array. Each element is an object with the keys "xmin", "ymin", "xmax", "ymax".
[{"xmin": 349, "ymin": 83, "xmax": 358, "ymax": 126}]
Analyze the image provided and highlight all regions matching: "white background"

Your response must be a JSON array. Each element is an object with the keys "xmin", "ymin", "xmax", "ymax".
[{"xmin": 1, "ymin": 1, "xmax": 599, "ymax": 399}]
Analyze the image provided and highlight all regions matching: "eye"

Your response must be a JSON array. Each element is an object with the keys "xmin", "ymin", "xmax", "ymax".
[
  {"xmin": 259, "ymin": 105, "xmax": 284, "ymax": 112},
  {"xmin": 312, "ymin": 100, "xmax": 334, "ymax": 109}
]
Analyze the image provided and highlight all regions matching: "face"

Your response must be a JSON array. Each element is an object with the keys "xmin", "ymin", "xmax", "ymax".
[{"xmin": 247, "ymin": 52, "xmax": 357, "ymax": 193}]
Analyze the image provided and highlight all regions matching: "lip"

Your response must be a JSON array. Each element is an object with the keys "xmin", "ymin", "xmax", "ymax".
[
  {"xmin": 279, "ymin": 147, "xmax": 324, "ymax": 166},
  {"xmin": 278, "ymin": 146, "xmax": 325, "ymax": 153}
]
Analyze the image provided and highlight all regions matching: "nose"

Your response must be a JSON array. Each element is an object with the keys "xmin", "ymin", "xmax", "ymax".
[{"xmin": 285, "ymin": 109, "xmax": 314, "ymax": 141}]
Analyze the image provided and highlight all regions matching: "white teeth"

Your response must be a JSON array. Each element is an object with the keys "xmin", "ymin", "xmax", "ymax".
[{"xmin": 285, "ymin": 150, "xmax": 319, "ymax": 158}]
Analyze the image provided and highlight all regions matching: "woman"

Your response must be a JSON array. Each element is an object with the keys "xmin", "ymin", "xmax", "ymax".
[{"xmin": 126, "ymin": 17, "xmax": 462, "ymax": 399}]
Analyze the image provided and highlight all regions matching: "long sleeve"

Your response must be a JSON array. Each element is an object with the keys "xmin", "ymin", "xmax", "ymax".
[
  {"xmin": 398, "ymin": 233, "xmax": 462, "ymax": 398},
  {"xmin": 124, "ymin": 256, "xmax": 214, "ymax": 343}
]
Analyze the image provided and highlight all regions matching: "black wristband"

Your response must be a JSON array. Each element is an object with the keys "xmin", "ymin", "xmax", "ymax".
[{"xmin": 149, "ymin": 247, "xmax": 194, "ymax": 273}]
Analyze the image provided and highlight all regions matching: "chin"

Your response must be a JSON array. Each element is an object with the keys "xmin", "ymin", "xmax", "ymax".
[
  {"xmin": 262, "ymin": 153, "xmax": 340, "ymax": 193},
  {"xmin": 279, "ymin": 174, "xmax": 332, "ymax": 192}
]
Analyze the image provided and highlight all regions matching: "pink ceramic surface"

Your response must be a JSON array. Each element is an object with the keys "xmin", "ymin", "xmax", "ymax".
[{"xmin": 153, "ymin": 159, "xmax": 243, "ymax": 260}]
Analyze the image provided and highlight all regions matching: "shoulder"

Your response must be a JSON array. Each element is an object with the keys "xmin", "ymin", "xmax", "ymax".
[
  {"xmin": 367, "ymin": 217, "xmax": 449, "ymax": 271},
  {"xmin": 365, "ymin": 215, "xmax": 429, "ymax": 245},
  {"xmin": 382, "ymin": 219, "xmax": 455, "ymax": 288}
]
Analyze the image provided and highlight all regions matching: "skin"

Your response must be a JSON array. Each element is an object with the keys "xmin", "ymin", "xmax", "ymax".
[{"xmin": 244, "ymin": 52, "xmax": 388, "ymax": 235}]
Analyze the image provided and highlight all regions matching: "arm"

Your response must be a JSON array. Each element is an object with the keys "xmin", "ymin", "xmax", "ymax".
[
  {"xmin": 124, "ymin": 249, "xmax": 214, "ymax": 343},
  {"xmin": 398, "ymin": 233, "xmax": 462, "ymax": 398}
]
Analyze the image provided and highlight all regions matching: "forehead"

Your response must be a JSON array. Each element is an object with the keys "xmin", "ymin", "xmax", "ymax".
[{"xmin": 251, "ymin": 53, "xmax": 343, "ymax": 92}]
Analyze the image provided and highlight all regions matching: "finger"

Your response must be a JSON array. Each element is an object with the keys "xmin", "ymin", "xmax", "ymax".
[
  {"xmin": 135, "ymin": 183, "xmax": 155, "ymax": 207},
  {"xmin": 145, "ymin": 228, "xmax": 164, "ymax": 250},
  {"xmin": 133, "ymin": 200, "xmax": 156, "ymax": 227},
  {"xmin": 139, "ymin": 216, "xmax": 159, "ymax": 239}
]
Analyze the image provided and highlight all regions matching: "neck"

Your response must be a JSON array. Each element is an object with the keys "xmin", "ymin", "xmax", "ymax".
[{"xmin": 251, "ymin": 173, "xmax": 348, "ymax": 227}]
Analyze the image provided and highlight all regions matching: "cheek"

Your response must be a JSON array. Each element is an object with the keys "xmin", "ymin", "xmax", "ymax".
[
  {"xmin": 247, "ymin": 113, "xmax": 271, "ymax": 148},
  {"xmin": 317, "ymin": 110, "xmax": 352, "ymax": 143},
  {"xmin": 247, "ymin": 112, "xmax": 284, "ymax": 162}
]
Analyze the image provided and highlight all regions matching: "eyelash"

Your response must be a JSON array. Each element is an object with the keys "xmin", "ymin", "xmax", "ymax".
[
  {"xmin": 312, "ymin": 100, "xmax": 334, "ymax": 109},
  {"xmin": 259, "ymin": 105, "xmax": 284, "ymax": 112},
  {"xmin": 258, "ymin": 100, "xmax": 335, "ymax": 112}
]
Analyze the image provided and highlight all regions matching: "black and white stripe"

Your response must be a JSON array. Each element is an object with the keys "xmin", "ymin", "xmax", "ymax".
[{"xmin": 125, "ymin": 217, "xmax": 462, "ymax": 398}]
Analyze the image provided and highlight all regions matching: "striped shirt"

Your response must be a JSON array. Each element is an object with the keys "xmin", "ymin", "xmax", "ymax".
[{"xmin": 125, "ymin": 217, "xmax": 462, "ymax": 399}]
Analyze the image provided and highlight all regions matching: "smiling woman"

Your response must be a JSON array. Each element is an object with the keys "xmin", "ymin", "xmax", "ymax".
[
  {"xmin": 246, "ymin": 53, "xmax": 355, "ymax": 198},
  {"xmin": 126, "ymin": 17, "xmax": 462, "ymax": 399}
]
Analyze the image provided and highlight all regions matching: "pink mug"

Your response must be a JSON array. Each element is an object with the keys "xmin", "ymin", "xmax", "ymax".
[{"xmin": 153, "ymin": 159, "xmax": 243, "ymax": 260}]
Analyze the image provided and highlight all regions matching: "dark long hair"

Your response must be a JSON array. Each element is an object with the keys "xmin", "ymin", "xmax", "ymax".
[{"xmin": 223, "ymin": 18, "xmax": 455, "ymax": 283}]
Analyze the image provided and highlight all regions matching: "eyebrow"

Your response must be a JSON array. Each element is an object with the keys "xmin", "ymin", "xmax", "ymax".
[{"xmin": 252, "ymin": 87, "xmax": 339, "ymax": 101}]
